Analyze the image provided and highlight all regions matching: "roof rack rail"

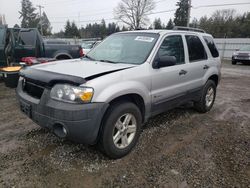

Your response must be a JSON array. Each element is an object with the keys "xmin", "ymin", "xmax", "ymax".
[{"xmin": 173, "ymin": 26, "xmax": 205, "ymax": 33}]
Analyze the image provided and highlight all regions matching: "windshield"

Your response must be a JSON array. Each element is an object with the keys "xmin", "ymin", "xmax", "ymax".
[
  {"xmin": 87, "ymin": 33, "xmax": 159, "ymax": 65},
  {"xmin": 81, "ymin": 41, "xmax": 96, "ymax": 49},
  {"xmin": 240, "ymin": 45, "xmax": 250, "ymax": 51}
]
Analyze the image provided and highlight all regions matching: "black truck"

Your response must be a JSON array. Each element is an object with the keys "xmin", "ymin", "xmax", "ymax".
[{"xmin": 0, "ymin": 26, "xmax": 82, "ymax": 67}]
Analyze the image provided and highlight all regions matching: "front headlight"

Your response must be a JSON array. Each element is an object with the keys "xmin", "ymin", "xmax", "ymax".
[{"xmin": 50, "ymin": 84, "xmax": 94, "ymax": 103}]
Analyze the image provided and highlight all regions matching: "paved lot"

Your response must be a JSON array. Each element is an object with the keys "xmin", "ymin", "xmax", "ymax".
[{"xmin": 0, "ymin": 61, "xmax": 249, "ymax": 187}]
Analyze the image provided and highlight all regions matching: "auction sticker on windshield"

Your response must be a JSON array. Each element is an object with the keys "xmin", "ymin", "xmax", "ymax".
[{"xmin": 135, "ymin": 36, "xmax": 155, "ymax": 42}]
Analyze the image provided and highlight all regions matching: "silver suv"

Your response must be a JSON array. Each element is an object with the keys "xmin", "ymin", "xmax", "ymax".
[{"xmin": 17, "ymin": 28, "xmax": 221, "ymax": 159}]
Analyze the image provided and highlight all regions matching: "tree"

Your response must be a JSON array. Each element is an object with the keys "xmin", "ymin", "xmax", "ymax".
[
  {"xmin": 40, "ymin": 12, "xmax": 52, "ymax": 36},
  {"xmin": 53, "ymin": 30, "xmax": 65, "ymax": 38},
  {"xmin": 114, "ymin": 0, "xmax": 156, "ymax": 30},
  {"xmin": 174, "ymin": 0, "xmax": 189, "ymax": 26},
  {"xmin": 189, "ymin": 18, "xmax": 198, "ymax": 28},
  {"xmin": 19, "ymin": 0, "xmax": 39, "ymax": 28},
  {"xmin": 153, "ymin": 18, "xmax": 162, "ymax": 29},
  {"xmin": 14, "ymin": 24, "xmax": 20, "ymax": 28},
  {"xmin": 64, "ymin": 20, "xmax": 80, "ymax": 38},
  {"xmin": 166, "ymin": 18, "xmax": 174, "ymax": 29}
]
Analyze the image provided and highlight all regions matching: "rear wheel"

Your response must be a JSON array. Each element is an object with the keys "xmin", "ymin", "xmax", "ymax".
[
  {"xmin": 98, "ymin": 102, "xmax": 142, "ymax": 159},
  {"xmin": 194, "ymin": 80, "xmax": 216, "ymax": 113}
]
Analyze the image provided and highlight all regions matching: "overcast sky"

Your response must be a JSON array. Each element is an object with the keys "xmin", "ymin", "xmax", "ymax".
[{"xmin": 0, "ymin": 0, "xmax": 250, "ymax": 33}]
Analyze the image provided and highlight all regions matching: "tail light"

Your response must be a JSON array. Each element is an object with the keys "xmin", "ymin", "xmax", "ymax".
[{"xmin": 80, "ymin": 48, "xmax": 84, "ymax": 57}]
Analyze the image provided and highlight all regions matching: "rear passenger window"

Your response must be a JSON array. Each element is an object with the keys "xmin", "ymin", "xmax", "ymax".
[
  {"xmin": 203, "ymin": 36, "xmax": 219, "ymax": 58},
  {"xmin": 185, "ymin": 35, "xmax": 207, "ymax": 62},
  {"xmin": 158, "ymin": 35, "xmax": 185, "ymax": 65},
  {"xmin": 18, "ymin": 30, "xmax": 36, "ymax": 46}
]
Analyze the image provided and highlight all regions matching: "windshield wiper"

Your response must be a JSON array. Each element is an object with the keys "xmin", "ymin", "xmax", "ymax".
[
  {"xmin": 99, "ymin": 59, "xmax": 118, "ymax": 64},
  {"xmin": 83, "ymin": 55, "xmax": 96, "ymax": 61}
]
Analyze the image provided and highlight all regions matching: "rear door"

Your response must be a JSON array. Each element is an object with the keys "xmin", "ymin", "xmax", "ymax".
[
  {"xmin": 0, "ymin": 26, "xmax": 7, "ymax": 66},
  {"xmin": 14, "ymin": 29, "xmax": 37, "ymax": 62},
  {"xmin": 182, "ymin": 34, "xmax": 209, "ymax": 91}
]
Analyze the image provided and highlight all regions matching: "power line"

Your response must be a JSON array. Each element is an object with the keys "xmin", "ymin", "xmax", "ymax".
[
  {"xmin": 192, "ymin": 2, "xmax": 250, "ymax": 9},
  {"xmin": 48, "ymin": 2, "xmax": 250, "ymax": 28}
]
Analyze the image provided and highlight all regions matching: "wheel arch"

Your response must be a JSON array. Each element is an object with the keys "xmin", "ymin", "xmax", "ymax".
[
  {"xmin": 54, "ymin": 52, "xmax": 73, "ymax": 60},
  {"xmin": 208, "ymin": 74, "xmax": 219, "ymax": 86}
]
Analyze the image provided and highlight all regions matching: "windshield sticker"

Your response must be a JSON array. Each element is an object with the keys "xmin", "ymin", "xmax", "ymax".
[{"xmin": 135, "ymin": 36, "xmax": 155, "ymax": 42}]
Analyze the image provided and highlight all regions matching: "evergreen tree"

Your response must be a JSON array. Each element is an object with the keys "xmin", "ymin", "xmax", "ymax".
[
  {"xmin": 174, "ymin": 0, "xmax": 189, "ymax": 26},
  {"xmin": 14, "ymin": 24, "xmax": 20, "ymax": 28},
  {"xmin": 64, "ymin": 20, "xmax": 80, "ymax": 38},
  {"xmin": 166, "ymin": 19, "xmax": 174, "ymax": 29},
  {"xmin": 19, "ymin": 0, "xmax": 38, "ymax": 28},
  {"xmin": 153, "ymin": 18, "xmax": 162, "ymax": 29}
]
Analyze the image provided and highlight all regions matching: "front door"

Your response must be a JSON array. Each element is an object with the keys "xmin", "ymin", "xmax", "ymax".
[
  {"xmin": 14, "ymin": 29, "xmax": 37, "ymax": 62},
  {"xmin": 150, "ymin": 34, "xmax": 190, "ymax": 115}
]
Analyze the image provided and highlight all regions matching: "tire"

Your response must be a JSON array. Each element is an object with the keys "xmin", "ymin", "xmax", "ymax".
[
  {"xmin": 98, "ymin": 102, "xmax": 142, "ymax": 159},
  {"xmin": 232, "ymin": 60, "xmax": 236, "ymax": 65},
  {"xmin": 194, "ymin": 80, "xmax": 216, "ymax": 113}
]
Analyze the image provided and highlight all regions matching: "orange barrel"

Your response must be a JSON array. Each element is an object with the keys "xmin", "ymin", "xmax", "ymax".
[{"xmin": 0, "ymin": 66, "xmax": 22, "ymax": 88}]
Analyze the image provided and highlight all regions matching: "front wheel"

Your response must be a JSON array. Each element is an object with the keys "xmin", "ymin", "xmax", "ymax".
[
  {"xmin": 232, "ymin": 60, "xmax": 237, "ymax": 65},
  {"xmin": 98, "ymin": 102, "xmax": 142, "ymax": 159},
  {"xmin": 194, "ymin": 80, "xmax": 216, "ymax": 113}
]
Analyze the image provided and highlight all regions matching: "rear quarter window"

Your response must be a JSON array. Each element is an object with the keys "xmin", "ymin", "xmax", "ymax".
[{"xmin": 203, "ymin": 36, "xmax": 219, "ymax": 58}]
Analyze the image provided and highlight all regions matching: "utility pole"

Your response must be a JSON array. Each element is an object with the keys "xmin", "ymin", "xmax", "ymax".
[
  {"xmin": 37, "ymin": 5, "xmax": 44, "ymax": 36},
  {"xmin": 187, "ymin": 0, "xmax": 192, "ymax": 27}
]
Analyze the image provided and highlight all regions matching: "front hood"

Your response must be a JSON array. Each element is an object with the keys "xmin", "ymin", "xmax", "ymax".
[
  {"xmin": 234, "ymin": 51, "xmax": 250, "ymax": 56},
  {"xmin": 20, "ymin": 59, "xmax": 135, "ymax": 87},
  {"xmin": 32, "ymin": 59, "xmax": 134, "ymax": 78}
]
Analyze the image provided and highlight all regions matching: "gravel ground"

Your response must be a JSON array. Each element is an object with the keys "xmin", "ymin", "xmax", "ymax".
[{"xmin": 0, "ymin": 61, "xmax": 249, "ymax": 188}]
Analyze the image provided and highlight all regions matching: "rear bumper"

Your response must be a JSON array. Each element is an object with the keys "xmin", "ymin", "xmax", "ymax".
[{"xmin": 16, "ymin": 80, "xmax": 109, "ymax": 144}]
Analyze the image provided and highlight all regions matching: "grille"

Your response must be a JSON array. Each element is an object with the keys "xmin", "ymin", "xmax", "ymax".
[
  {"xmin": 23, "ymin": 80, "xmax": 45, "ymax": 99},
  {"xmin": 238, "ymin": 53, "xmax": 249, "ymax": 57}
]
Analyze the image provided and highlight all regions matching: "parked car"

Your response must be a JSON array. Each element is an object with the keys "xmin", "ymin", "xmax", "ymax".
[
  {"xmin": 0, "ymin": 26, "xmax": 83, "ymax": 67},
  {"xmin": 232, "ymin": 45, "xmax": 250, "ymax": 65},
  {"xmin": 81, "ymin": 40, "xmax": 101, "ymax": 55},
  {"xmin": 17, "ymin": 28, "xmax": 221, "ymax": 159}
]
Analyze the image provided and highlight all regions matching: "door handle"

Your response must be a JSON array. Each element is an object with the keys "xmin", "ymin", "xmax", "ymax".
[
  {"xmin": 179, "ymin": 70, "xmax": 187, "ymax": 75},
  {"xmin": 203, "ymin": 65, "xmax": 209, "ymax": 70}
]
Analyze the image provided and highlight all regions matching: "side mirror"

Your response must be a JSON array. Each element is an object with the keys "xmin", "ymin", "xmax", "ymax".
[{"xmin": 153, "ymin": 55, "xmax": 177, "ymax": 69}]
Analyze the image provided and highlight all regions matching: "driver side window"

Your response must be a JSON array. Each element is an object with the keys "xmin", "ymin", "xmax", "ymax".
[{"xmin": 158, "ymin": 35, "xmax": 185, "ymax": 65}]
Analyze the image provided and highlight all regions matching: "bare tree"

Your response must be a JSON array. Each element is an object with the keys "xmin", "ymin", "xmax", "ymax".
[{"xmin": 114, "ymin": 0, "xmax": 156, "ymax": 30}]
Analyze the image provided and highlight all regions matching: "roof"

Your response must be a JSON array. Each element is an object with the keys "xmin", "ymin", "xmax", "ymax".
[{"xmin": 119, "ymin": 29, "xmax": 213, "ymax": 37}]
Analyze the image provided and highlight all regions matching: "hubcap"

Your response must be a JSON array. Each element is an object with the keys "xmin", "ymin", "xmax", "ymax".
[
  {"xmin": 112, "ymin": 113, "xmax": 137, "ymax": 149},
  {"xmin": 205, "ymin": 87, "xmax": 215, "ymax": 107}
]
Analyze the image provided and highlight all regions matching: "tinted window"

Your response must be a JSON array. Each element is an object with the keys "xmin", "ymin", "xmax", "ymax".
[
  {"xmin": 88, "ymin": 33, "xmax": 159, "ymax": 65},
  {"xmin": 158, "ymin": 35, "xmax": 185, "ymax": 64},
  {"xmin": 18, "ymin": 30, "xmax": 36, "ymax": 46},
  {"xmin": 203, "ymin": 36, "xmax": 219, "ymax": 57},
  {"xmin": 185, "ymin": 35, "xmax": 207, "ymax": 62},
  {"xmin": 0, "ymin": 28, "xmax": 5, "ymax": 45}
]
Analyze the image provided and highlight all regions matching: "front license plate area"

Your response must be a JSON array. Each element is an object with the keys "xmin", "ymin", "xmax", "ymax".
[{"xmin": 20, "ymin": 101, "xmax": 32, "ymax": 118}]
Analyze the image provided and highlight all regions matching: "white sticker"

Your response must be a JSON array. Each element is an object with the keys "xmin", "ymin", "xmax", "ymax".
[{"xmin": 135, "ymin": 36, "xmax": 154, "ymax": 42}]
